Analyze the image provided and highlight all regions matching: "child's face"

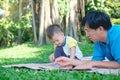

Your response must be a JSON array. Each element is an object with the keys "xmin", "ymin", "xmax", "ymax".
[{"xmin": 51, "ymin": 32, "xmax": 65, "ymax": 46}]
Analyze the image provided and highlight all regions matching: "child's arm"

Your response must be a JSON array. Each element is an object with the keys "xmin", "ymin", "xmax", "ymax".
[
  {"xmin": 70, "ymin": 46, "xmax": 76, "ymax": 59},
  {"xmin": 66, "ymin": 46, "xmax": 76, "ymax": 69},
  {"xmin": 49, "ymin": 44, "xmax": 56, "ymax": 62},
  {"xmin": 67, "ymin": 37, "xmax": 77, "ymax": 69},
  {"xmin": 49, "ymin": 53, "xmax": 55, "ymax": 62},
  {"xmin": 67, "ymin": 37, "xmax": 77, "ymax": 59}
]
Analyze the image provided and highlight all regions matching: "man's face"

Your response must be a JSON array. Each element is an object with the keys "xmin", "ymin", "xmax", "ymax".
[
  {"xmin": 84, "ymin": 24, "xmax": 101, "ymax": 42},
  {"xmin": 51, "ymin": 32, "xmax": 65, "ymax": 46}
]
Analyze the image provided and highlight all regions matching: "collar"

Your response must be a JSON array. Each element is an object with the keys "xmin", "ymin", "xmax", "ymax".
[{"xmin": 62, "ymin": 37, "xmax": 66, "ymax": 47}]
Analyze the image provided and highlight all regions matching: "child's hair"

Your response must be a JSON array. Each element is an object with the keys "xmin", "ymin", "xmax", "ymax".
[{"xmin": 46, "ymin": 24, "xmax": 63, "ymax": 39}]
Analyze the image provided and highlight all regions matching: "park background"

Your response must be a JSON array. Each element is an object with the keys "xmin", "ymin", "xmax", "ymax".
[{"xmin": 0, "ymin": 0, "xmax": 120, "ymax": 80}]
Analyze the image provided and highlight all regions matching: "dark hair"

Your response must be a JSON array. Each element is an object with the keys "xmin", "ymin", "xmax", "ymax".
[
  {"xmin": 46, "ymin": 24, "xmax": 63, "ymax": 39},
  {"xmin": 82, "ymin": 11, "xmax": 112, "ymax": 30}
]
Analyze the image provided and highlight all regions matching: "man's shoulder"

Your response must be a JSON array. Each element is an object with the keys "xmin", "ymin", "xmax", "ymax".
[
  {"xmin": 108, "ymin": 25, "xmax": 120, "ymax": 36},
  {"xmin": 112, "ymin": 25, "xmax": 120, "ymax": 27},
  {"xmin": 94, "ymin": 41, "xmax": 105, "ymax": 47},
  {"xmin": 111, "ymin": 25, "xmax": 120, "ymax": 30}
]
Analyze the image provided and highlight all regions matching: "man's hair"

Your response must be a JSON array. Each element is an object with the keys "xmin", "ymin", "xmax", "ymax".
[
  {"xmin": 46, "ymin": 24, "xmax": 63, "ymax": 39},
  {"xmin": 82, "ymin": 11, "xmax": 112, "ymax": 30}
]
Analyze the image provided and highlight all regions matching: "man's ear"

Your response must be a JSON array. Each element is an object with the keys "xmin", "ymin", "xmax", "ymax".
[{"xmin": 97, "ymin": 26, "xmax": 104, "ymax": 31}]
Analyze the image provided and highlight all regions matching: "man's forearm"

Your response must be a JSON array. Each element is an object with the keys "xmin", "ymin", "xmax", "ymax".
[
  {"xmin": 70, "ymin": 60, "xmax": 91, "ymax": 66},
  {"xmin": 92, "ymin": 61, "xmax": 120, "ymax": 69},
  {"xmin": 70, "ymin": 60, "xmax": 120, "ymax": 69}
]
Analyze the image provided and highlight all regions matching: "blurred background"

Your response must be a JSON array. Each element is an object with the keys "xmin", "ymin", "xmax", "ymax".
[{"xmin": 0, "ymin": 0, "xmax": 120, "ymax": 47}]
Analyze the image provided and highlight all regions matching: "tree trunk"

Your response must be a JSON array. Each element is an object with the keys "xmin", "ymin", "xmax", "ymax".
[
  {"xmin": 51, "ymin": 0, "xmax": 60, "ymax": 25},
  {"xmin": 38, "ymin": 0, "xmax": 45, "ymax": 45},
  {"xmin": 31, "ymin": 0, "xmax": 37, "ymax": 44},
  {"xmin": 80, "ymin": 0, "xmax": 85, "ymax": 18},
  {"xmin": 44, "ymin": 0, "xmax": 52, "ymax": 44},
  {"xmin": 38, "ymin": 0, "xmax": 55, "ymax": 45},
  {"xmin": 76, "ymin": 0, "xmax": 81, "ymax": 42},
  {"xmin": 18, "ymin": 0, "xmax": 22, "ymax": 44},
  {"xmin": 31, "ymin": 0, "xmax": 85, "ymax": 45},
  {"xmin": 34, "ymin": 0, "xmax": 40, "ymax": 40},
  {"xmin": 65, "ymin": 11, "xmax": 70, "ymax": 36},
  {"xmin": 69, "ymin": 0, "xmax": 77, "ymax": 40}
]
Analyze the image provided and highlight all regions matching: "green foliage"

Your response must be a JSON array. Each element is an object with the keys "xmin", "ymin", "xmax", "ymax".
[
  {"xmin": 111, "ymin": 2, "xmax": 120, "ymax": 18},
  {"xmin": 15, "ymin": 13, "xmax": 33, "ymax": 43},
  {"xmin": 0, "ymin": 0, "xmax": 4, "ymax": 8},
  {"xmin": 111, "ymin": 8, "xmax": 120, "ymax": 18},
  {"xmin": 0, "ymin": 18, "xmax": 14, "ymax": 46},
  {"xmin": 0, "ymin": 13, "xmax": 32, "ymax": 46},
  {"xmin": 9, "ymin": 0, "xmax": 19, "ymax": 3},
  {"xmin": 79, "ymin": 36, "xmax": 94, "ymax": 56},
  {"xmin": 15, "ymin": 13, "xmax": 32, "ymax": 30},
  {"xmin": 111, "ymin": 18, "xmax": 120, "ymax": 25},
  {"xmin": 85, "ymin": 0, "xmax": 120, "ymax": 18},
  {"xmin": 85, "ymin": 0, "xmax": 112, "ymax": 16},
  {"xmin": 58, "ymin": 0, "xmax": 70, "ymax": 16}
]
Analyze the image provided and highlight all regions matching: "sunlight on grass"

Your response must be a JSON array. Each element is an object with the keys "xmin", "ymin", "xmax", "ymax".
[
  {"xmin": 0, "ymin": 44, "xmax": 44, "ymax": 58},
  {"xmin": 0, "ymin": 42, "xmax": 93, "ymax": 65},
  {"xmin": 0, "ymin": 43, "xmax": 54, "ymax": 65}
]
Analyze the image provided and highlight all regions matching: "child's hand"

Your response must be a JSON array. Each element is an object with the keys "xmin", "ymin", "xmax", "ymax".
[{"xmin": 49, "ymin": 53, "xmax": 55, "ymax": 62}]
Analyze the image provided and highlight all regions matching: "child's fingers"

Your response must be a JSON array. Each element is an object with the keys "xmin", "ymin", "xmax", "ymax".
[{"xmin": 50, "ymin": 57, "xmax": 53, "ymax": 62}]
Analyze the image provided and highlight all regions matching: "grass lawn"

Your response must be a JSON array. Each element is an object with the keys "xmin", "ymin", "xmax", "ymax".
[{"xmin": 0, "ymin": 42, "xmax": 120, "ymax": 80}]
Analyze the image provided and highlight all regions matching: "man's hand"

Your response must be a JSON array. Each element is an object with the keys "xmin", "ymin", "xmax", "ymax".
[
  {"xmin": 55, "ymin": 57, "xmax": 72, "ymax": 66},
  {"xmin": 49, "ymin": 53, "xmax": 55, "ymax": 62}
]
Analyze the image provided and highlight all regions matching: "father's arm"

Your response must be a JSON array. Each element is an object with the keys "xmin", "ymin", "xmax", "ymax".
[
  {"xmin": 55, "ymin": 57, "xmax": 120, "ymax": 69},
  {"xmin": 73, "ymin": 60, "xmax": 120, "ymax": 69},
  {"xmin": 91, "ymin": 61, "xmax": 120, "ymax": 68}
]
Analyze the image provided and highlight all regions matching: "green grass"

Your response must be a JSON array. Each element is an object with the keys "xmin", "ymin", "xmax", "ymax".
[
  {"xmin": 0, "ymin": 42, "xmax": 120, "ymax": 80},
  {"xmin": 0, "ymin": 43, "xmax": 53, "ymax": 65}
]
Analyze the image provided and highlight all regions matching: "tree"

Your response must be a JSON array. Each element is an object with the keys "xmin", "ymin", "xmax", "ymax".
[
  {"xmin": 31, "ymin": 0, "xmax": 37, "ymax": 44},
  {"xmin": 30, "ymin": 0, "xmax": 85, "ymax": 45},
  {"xmin": 68, "ymin": 0, "xmax": 77, "ymax": 39},
  {"xmin": 65, "ymin": 0, "xmax": 84, "ymax": 41},
  {"xmin": 31, "ymin": 0, "xmax": 52, "ymax": 45},
  {"xmin": 18, "ymin": 0, "xmax": 22, "ymax": 44}
]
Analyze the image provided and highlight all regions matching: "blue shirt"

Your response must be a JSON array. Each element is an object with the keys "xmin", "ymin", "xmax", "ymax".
[{"xmin": 92, "ymin": 25, "xmax": 120, "ymax": 64}]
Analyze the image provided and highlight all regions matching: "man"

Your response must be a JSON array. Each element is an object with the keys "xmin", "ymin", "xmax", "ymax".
[{"xmin": 55, "ymin": 11, "xmax": 120, "ymax": 69}]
